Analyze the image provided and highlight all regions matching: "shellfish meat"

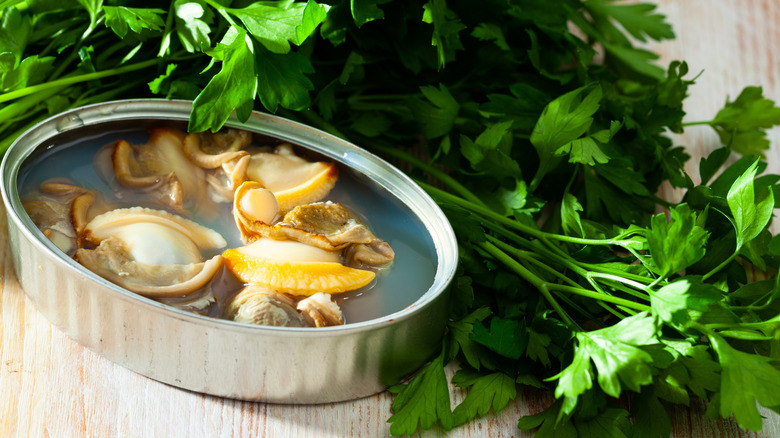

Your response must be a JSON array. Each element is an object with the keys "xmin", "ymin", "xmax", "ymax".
[
  {"xmin": 225, "ymin": 286, "xmax": 344, "ymax": 328},
  {"xmin": 75, "ymin": 207, "xmax": 227, "ymax": 298},
  {"xmin": 244, "ymin": 143, "xmax": 338, "ymax": 211},
  {"xmin": 233, "ymin": 190, "xmax": 395, "ymax": 268},
  {"xmin": 226, "ymin": 285, "xmax": 306, "ymax": 327},
  {"xmin": 106, "ymin": 127, "xmax": 210, "ymax": 213},
  {"xmin": 22, "ymin": 179, "xmax": 103, "ymax": 255},
  {"xmin": 297, "ymin": 292, "xmax": 344, "ymax": 327}
]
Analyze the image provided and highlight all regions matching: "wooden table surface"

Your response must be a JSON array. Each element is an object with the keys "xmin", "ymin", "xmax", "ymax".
[{"xmin": 2, "ymin": 1, "xmax": 780, "ymax": 437}]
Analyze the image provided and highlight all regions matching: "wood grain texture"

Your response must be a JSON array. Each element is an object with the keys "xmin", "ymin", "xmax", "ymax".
[{"xmin": 2, "ymin": 1, "xmax": 780, "ymax": 437}]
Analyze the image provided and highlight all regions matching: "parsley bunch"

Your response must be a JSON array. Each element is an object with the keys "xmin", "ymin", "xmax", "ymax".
[{"xmin": 3, "ymin": 1, "xmax": 780, "ymax": 436}]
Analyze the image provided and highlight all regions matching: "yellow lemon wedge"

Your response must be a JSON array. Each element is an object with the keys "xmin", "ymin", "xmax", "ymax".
[{"xmin": 222, "ymin": 239, "xmax": 374, "ymax": 295}]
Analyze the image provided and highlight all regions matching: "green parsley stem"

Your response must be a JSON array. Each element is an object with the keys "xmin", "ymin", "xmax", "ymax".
[
  {"xmin": 621, "ymin": 246, "xmax": 657, "ymax": 274},
  {"xmin": 421, "ymin": 181, "xmax": 645, "ymax": 250},
  {"xmin": 74, "ymin": 80, "xmax": 141, "ymax": 108},
  {"xmin": 602, "ymin": 274, "xmax": 658, "ymax": 292},
  {"xmin": 486, "ymin": 235, "xmax": 650, "ymax": 313},
  {"xmin": 486, "ymin": 228, "xmax": 606, "ymax": 296},
  {"xmin": 742, "ymin": 276, "xmax": 780, "ymax": 309},
  {"xmin": 499, "ymin": 235, "xmax": 612, "ymax": 301},
  {"xmin": 295, "ymin": 109, "xmax": 349, "ymax": 139},
  {"xmin": 479, "ymin": 241, "xmax": 577, "ymax": 328},
  {"xmin": 483, "ymin": 227, "xmax": 569, "ymax": 271},
  {"xmin": 681, "ymin": 120, "xmax": 715, "ymax": 127},
  {"xmin": 380, "ymin": 151, "xmax": 488, "ymax": 208},
  {"xmin": 420, "ymin": 182, "xmax": 548, "ymax": 237},
  {"xmin": 488, "ymin": 238, "xmax": 581, "ymax": 288},
  {"xmin": 585, "ymin": 273, "xmax": 651, "ymax": 300},
  {"xmin": 203, "ymin": 0, "xmax": 240, "ymax": 26},
  {"xmin": 556, "ymin": 294, "xmax": 603, "ymax": 326},
  {"xmin": 0, "ymin": 58, "xmax": 160, "ymax": 105},
  {"xmin": 648, "ymin": 276, "xmax": 665, "ymax": 289},
  {"xmin": 158, "ymin": 2, "xmax": 177, "ymax": 57},
  {"xmin": 0, "ymin": 85, "xmax": 66, "ymax": 123},
  {"xmin": 598, "ymin": 302, "xmax": 631, "ymax": 320},
  {"xmin": 49, "ymin": 49, "xmax": 81, "ymax": 82},
  {"xmin": 702, "ymin": 252, "xmax": 738, "ymax": 281},
  {"xmin": 95, "ymin": 36, "xmax": 137, "ymax": 67},
  {"xmin": 704, "ymin": 316, "xmax": 780, "ymax": 330},
  {"xmin": 487, "ymin": 238, "xmax": 642, "ymax": 320},
  {"xmin": 544, "ymin": 284, "xmax": 650, "ymax": 311},
  {"xmin": 528, "ymin": 170, "xmax": 545, "ymax": 194},
  {"xmin": 552, "ymin": 235, "xmax": 645, "ymax": 250},
  {"xmin": 0, "ymin": 79, "xmax": 140, "ymax": 155},
  {"xmin": 691, "ymin": 322, "xmax": 716, "ymax": 337},
  {"xmin": 578, "ymin": 261, "xmax": 657, "ymax": 285},
  {"xmin": 651, "ymin": 195, "xmax": 675, "ymax": 208},
  {"xmin": 483, "ymin": 224, "xmax": 658, "ymax": 302}
]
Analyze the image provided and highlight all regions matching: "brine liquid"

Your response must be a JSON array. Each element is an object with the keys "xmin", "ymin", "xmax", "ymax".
[{"xmin": 18, "ymin": 125, "xmax": 438, "ymax": 324}]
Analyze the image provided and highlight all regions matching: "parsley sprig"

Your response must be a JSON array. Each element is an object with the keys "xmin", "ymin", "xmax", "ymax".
[{"xmin": 2, "ymin": 1, "xmax": 780, "ymax": 436}]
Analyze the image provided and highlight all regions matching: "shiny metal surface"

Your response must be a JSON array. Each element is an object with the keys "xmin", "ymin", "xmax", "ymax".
[{"xmin": 0, "ymin": 100, "xmax": 457, "ymax": 403}]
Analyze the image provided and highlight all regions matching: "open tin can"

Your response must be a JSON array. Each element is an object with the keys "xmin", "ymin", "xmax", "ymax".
[{"xmin": 0, "ymin": 99, "xmax": 457, "ymax": 403}]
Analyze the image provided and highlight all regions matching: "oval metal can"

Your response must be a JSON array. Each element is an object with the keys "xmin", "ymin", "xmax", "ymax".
[{"xmin": 0, "ymin": 99, "xmax": 458, "ymax": 403}]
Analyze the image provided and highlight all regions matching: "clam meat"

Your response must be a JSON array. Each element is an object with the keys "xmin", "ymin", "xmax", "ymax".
[
  {"xmin": 100, "ymin": 127, "xmax": 211, "ymax": 214},
  {"xmin": 233, "ymin": 188, "xmax": 395, "ymax": 268},
  {"xmin": 226, "ymin": 286, "xmax": 344, "ymax": 328},
  {"xmin": 297, "ymin": 292, "xmax": 344, "ymax": 327},
  {"xmin": 21, "ymin": 178, "xmax": 111, "ymax": 255},
  {"xmin": 75, "ymin": 207, "xmax": 227, "ymax": 298},
  {"xmin": 243, "ymin": 143, "xmax": 338, "ymax": 211},
  {"xmin": 226, "ymin": 285, "xmax": 307, "ymax": 327},
  {"xmin": 182, "ymin": 129, "xmax": 252, "ymax": 169},
  {"xmin": 232, "ymin": 181, "xmax": 280, "ymax": 242},
  {"xmin": 182, "ymin": 129, "xmax": 252, "ymax": 203}
]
